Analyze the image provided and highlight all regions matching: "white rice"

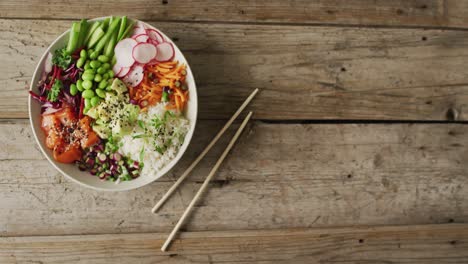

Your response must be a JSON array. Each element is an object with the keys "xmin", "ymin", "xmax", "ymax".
[{"xmin": 119, "ymin": 103, "xmax": 189, "ymax": 178}]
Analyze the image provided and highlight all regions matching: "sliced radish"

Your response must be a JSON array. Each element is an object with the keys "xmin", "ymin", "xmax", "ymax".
[
  {"xmin": 148, "ymin": 38, "xmax": 159, "ymax": 46},
  {"xmin": 133, "ymin": 34, "xmax": 149, "ymax": 43},
  {"xmin": 147, "ymin": 59, "xmax": 159, "ymax": 66},
  {"xmin": 146, "ymin": 29, "xmax": 164, "ymax": 43},
  {"xmin": 154, "ymin": 42, "xmax": 175, "ymax": 62},
  {"xmin": 112, "ymin": 64, "xmax": 122, "ymax": 76},
  {"xmin": 132, "ymin": 22, "xmax": 147, "ymax": 36},
  {"xmin": 117, "ymin": 66, "xmax": 131, "ymax": 77},
  {"xmin": 114, "ymin": 38, "xmax": 138, "ymax": 67},
  {"xmin": 132, "ymin": 43, "xmax": 157, "ymax": 64},
  {"xmin": 123, "ymin": 65, "xmax": 144, "ymax": 87}
]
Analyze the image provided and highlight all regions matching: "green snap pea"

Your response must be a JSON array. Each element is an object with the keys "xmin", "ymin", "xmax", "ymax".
[
  {"xmin": 76, "ymin": 80, "xmax": 84, "ymax": 91},
  {"xmin": 82, "ymin": 72, "xmax": 95, "ymax": 81},
  {"xmin": 102, "ymin": 63, "xmax": 110, "ymax": 70},
  {"xmin": 84, "ymin": 60, "xmax": 91, "ymax": 70},
  {"xmin": 98, "ymin": 80, "xmax": 108, "ymax": 89},
  {"xmin": 82, "ymin": 89, "xmax": 95, "ymax": 99},
  {"xmin": 95, "ymin": 88, "xmax": 106, "ymax": 98},
  {"xmin": 90, "ymin": 60, "xmax": 101, "ymax": 69},
  {"xmin": 82, "ymin": 80, "xmax": 93, "ymax": 90},
  {"xmin": 80, "ymin": 49, "xmax": 87, "ymax": 60},
  {"xmin": 90, "ymin": 96, "xmax": 100, "ymax": 107},
  {"xmin": 84, "ymin": 69, "xmax": 95, "ymax": 75},
  {"xmin": 94, "ymin": 74, "xmax": 102, "ymax": 82},
  {"xmin": 89, "ymin": 51, "xmax": 98, "ymax": 59},
  {"xmin": 98, "ymin": 55, "xmax": 109, "ymax": 63},
  {"xmin": 76, "ymin": 57, "xmax": 85, "ymax": 68},
  {"xmin": 70, "ymin": 83, "xmax": 78, "ymax": 95}
]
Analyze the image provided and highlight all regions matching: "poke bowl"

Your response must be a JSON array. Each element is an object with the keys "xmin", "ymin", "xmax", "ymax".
[{"xmin": 28, "ymin": 17, "xmax": 197, "ymax": 191}]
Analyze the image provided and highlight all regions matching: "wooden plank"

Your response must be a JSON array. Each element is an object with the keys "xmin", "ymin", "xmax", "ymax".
[
  {"xmin": 3, "ymin": 19, "xmax": 468, "ymax": 120},
  {"xmin": 2, "ymin": 1, "xmax": 468, "ymax": 29},
  {"xmin": 1, "ymin": 224, "xmax": 468, "ymax": 263},
  {"xmin": 1, "ymin": 120, "xmax": 467, "ymax": 236}
]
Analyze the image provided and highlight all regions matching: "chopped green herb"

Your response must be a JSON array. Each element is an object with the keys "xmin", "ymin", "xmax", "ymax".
[
  {"xmin": 137, "ymin": 120, "xmax": 145, "ymax": 129},
  {"xmin": 139, "ymin": 147, "xmax": 145, "ymax": 162},
  {"xmin": 47, "ymin": 79, "xmax": 62, "ymax": 102},
  {"xmin": 52, "ymin": 47, "xmax": 72, "ymax": 70}
]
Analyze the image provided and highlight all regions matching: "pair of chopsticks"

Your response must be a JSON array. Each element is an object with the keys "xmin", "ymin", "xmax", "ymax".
[{"xmin": 153, "ymin": 88, "xmax": 259, "ymax": 252}]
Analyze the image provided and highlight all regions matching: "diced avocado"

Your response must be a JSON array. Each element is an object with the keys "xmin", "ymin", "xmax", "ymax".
[
  {"xmin": 111, "ymin": 78, "xmax": 127, "ymax": 95},
  {"xmin": 92, "ymin": 124, "xmax": 110, "ymax": 139},
  {"xmin": 124, "ymin": 104, "xmax": 139, "ymax": 122},
  {"xmin": 86, "ymin": 107, "xmax": 98, "ymax": 119}
]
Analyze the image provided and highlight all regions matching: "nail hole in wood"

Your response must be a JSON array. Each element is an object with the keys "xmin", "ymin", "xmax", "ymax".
[
  {"xmin": 449, "ymin": 218, "xmax": 454, "ymax": 223},
  {"xmin": 396, "ymin": 9, "xmax": 404, "ymax": 15},
  {"xmin": 358, "ymin": 239, "xmax": 364, "ymax": 243},
  {"xmin": 450, "ymin": 240, "xmax": 457, "ymax": 245},
  {"xmin": 173, "ymin": 37, "xmax": 179, "ymax": 42},
  {"xmin": 422, "ymin": 36, "xmax": 427, "ymax": 41},
  {"xmin": 420, "ymin": 4, "xmax": 428, "ymax": 9},
  {"xmin": 446, "ymin": 108, "xmax": 458, "ymax": 121},
  {"xmin": 425, "ymin": 100, "xmax": 432, "ymax": 105},
  {"xmin": 239, "ymin": 10, "xmax": 245, "ymax": 15},
  {"xmin": 347, "ymin": 174, "xmax": 352, "ymax": 179},
  {"xmin": 341, "ymin": 67, "xmax": 346, "ymax": 72},
  {"xmin": 162, "ymin": 0, "xmax": 168, "ymax": 5}
]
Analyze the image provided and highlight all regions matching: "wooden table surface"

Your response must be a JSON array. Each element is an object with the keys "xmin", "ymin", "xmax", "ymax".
[{"xmin": 1, "ymin": 1, "xmax": 468, "ymax": 263}]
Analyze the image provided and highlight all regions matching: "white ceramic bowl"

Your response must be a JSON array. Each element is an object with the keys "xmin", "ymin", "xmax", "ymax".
[{"xmin": 29, "ymin": 17, "xmax": 197, "ymax": 191}]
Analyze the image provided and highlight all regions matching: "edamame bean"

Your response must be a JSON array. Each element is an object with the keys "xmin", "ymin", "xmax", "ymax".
[
  {"xmin": 84, "ymin": 98, "xmax": 91, "ymax": 107},
  {"xmin": 102, "ymin": 63, "xmax": 110, "ymax": 70},
  {"xmin": 90, "ymin": 60, "xmax": 101, "ymax": 69},
  {"xmin": 80, "ymin": 49, "xmax": 87, "ymax": 60},
  {"xmin": 98, "ymin": 55, "xmax": 109, "ymax": 63},
  {"xmin": 82, "ymin": 72, "xmax": 95, "ymax": 81},
  {"xmin": 84, "ymin": 61, "xmax": 91, "ymax": 70},
  {"xmin": 98, "ymin": 80, "xmax": 108, "ymax": 89},
  {"xmin": 108, "ymin": 70, "xmax": 114, "ymax": 78},
  {"xmin": 70, "ymin": 83, "xmax": 78, "ymax": 96},
  {"xmin": 94, "ymin": 74, "xmax": 102, "ymax": 82},
  {"xmin": 82, "ymin": 80, "xmax": 93, "ymax": 90},
  {"xmin": 89, "ymin": 51, "xmax": 98, "ymax": 59},
  {"xmin": 76, "ymin": 57, "xmax": 85, "ymax": 68},
  {"xmin": 101, "ymin": 73, "xmax": 109, "ymax": 80},
  {"xmin": 84, "ymin": 69, "xmax": 95, "ymax": 75},
  {"xmin": 106, "ymin": 85, "xmax": 113, "ymax": 91},
  {"xmin": 95, "ymin": 88, "xmax": 106, "ymax": 98},
  {"xmin": 82, "ymin": 89, "xmax": 95, "ymax": 99},
  {"xmin": 90, "ymin": 96, "xmax": 100, "ymax": 107},
  {"xmin": 76, "ymin": 80, "xmax": 84, "ymax": 91},
  {"xmin": 97, "ymin": 67, "xmax": 106, "ymax": 75}
]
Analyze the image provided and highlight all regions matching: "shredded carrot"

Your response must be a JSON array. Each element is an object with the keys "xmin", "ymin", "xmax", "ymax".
[{"xmin": 130, "ymin": 61, "xmax": 188, "ymax": 112}]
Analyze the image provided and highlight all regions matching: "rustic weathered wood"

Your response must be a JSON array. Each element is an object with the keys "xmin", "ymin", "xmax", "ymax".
[
  {"xmin": 2, "ymin": 1, "xmax": 468, "ymax": 29},
  {"xmin": 1, "ymin": 120, "xmax": 467, "ymax": 236},
  {"xmin": 3, "ymin": 19, "xmax": 468, "ymax": 120},
  {"xmin": 1, "ymin": 224, "xmax": 467, "ymax": 263}
]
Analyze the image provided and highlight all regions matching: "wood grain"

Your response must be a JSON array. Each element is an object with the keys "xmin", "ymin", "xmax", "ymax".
[
  {"xmin": 1, "ymin": 120, "xmax": 467, "ymax": 236},
  {"xmin": 1, "ymin": 224, "xmax": 467, "ymax": 263},
  {"xmin": 3, "ymin": 19, "xmax": 468, "ymax": 120},
  {"xmin": 2, "ymin": 0, "xmax": 468, "ymax": 29}
]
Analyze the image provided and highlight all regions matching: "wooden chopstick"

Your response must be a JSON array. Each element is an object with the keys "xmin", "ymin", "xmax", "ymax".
[
  {"xmin": 151, "ymin": 88, "xmax": 259, "ymax": 213},
  {"xmin": 161, "ymin": 111, "xmax": 254, "ymax": 252}
]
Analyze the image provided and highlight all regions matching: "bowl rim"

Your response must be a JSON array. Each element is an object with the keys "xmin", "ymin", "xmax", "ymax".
[{"xmin": 28, "ymin": 17, "xmax": 198, "ymax": 191}]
